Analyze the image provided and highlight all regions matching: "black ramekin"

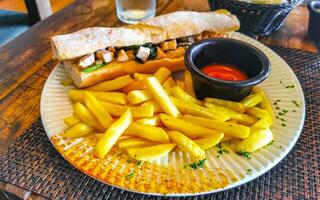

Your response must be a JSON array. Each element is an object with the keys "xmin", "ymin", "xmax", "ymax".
[
  {"xmin": 184, "ymin": 38, "xmax": 271, "ymax": 101},
  {"xmin": 308, "ymin": 0, "xmax": 320, "ymax": 40}
]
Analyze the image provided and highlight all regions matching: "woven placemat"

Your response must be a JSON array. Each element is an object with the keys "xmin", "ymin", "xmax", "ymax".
[{"xmin": 0, "ymin": 46, "xmax": 319, "ymax": 200}]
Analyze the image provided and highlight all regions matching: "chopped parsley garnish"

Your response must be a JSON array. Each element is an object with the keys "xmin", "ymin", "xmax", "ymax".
[
  {"xmin": 246, "ymin": 169, "xmax": 253, "ymax": 175},
  {"xmin": 285, "ymin": 85, "xmax": 295, "ymax": 88},
  {"xmin": 292, "ymin": 100, "xmax": 300, "ymax": 107},
  {"xmin": 136, "ymin": 160, "xmax": 142, "ymax": 166},
  {"xmin": 125, "ymin": 172, "xmax": 134, "ymax": 180},
  {"xmin": 189, "ymin": 159, "xmax": 206, "ymax": 169},
  {"xmin": 216, "ymin": 143, "xmax": 229, "ymax": 156},
  {"xmin": 267, "ymin": 140, "xmax": 274, "ymax": 146},
  {"xmin": 276, "ymin": 107, "xmax": 280, "ymax": 110},
  {"xmin": 281, "ymin": 123, "xmax": 286, "ymax": 127},
  {"xmin": 236, "ymin": 151, "xmax": 251, "ymax": 159},
  {"xmin": 127, "ymin": 159, "xmax": 132, "ymax": 163}
]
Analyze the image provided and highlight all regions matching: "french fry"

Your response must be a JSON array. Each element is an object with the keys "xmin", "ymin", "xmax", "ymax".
[
  {"xmin": 236, "ymin": 128, "xmax": 273, "ymax": 153},
  {"xmin": 184, "ymin": 70, "xmax": 195, "ymax": 97},
  {"xmin": 145, "ymin": 77, "xmax": 180, "ymax": 117},
  {"xmin": 135, "ymin": 116, "xmax": 162, "ymax": 126},
  {"xmin": 182, "ymin": 115, "xmax": 250, "ymax": 139},
  {"xmin": 127, "ymin": 90, "xmax": 152, "ymax": 105},
  {"xmin": 122, "ymin": 67, "xmax": 171, "ymax": 93},
  {"xmin": 168, "ymin": 131, "xmax": 205, "ymax": 161},
  {"xmin": 133, "ymin": 73, "xmax": 150, "ymax": 81},
  {"xmin": 171, "ymin": 97, "xmax": 229, "ymax": 121},
  {"xmin": 87, "ymin": 75, "xmax": 134, "ymax": 91},
  {"xmin": 126, "ymin": 143, "xmax": 176, "ymax": 161},
  {"xmin": 63, "ymin": 116, "xmax": 80, "ymax": 127},
  {"xmin": 122, "ymin": 80, "xmax": 145, "ymax": 93},
  {"xmin": 69, "ymin": 90, "xmax": 127, "ymax": 105},
  {"xmin": 170, "ymin": 86, "xmax": 201, "ymax": 105},
  {"xmin": 125, "ymin": 122, "xmax": 169, "ymax": 143},
  {"xmin": 160, "ymin": 114, "xmax": 224, "ymax": 138},
  {"xmin": 100, "ymin": 101, "xmax": 154, "ymax": 118},
  {"xmin": 204, "ymin": 97, "xmax": 245, "ymax": 113},
  {"xmin": 141, "ymin": 100, "xmax": 162, "ymax": 113},
  {"xmin": 252, "ymin": 87, "xmax": 273, "ymax": 117},
  {"xmin": 240, "ymin": 92, "xmax": 263, "ymax": 110},
  {"xmin": 153, "ymin": 67, "xmax": 171, "ymax": 84},
  {"xmin": 246, "ymin": 107, "xmax": 270, "ymax": 119},
  {"xmin": 175, "ymin": 79, "xmax": 185, "ymax": 90},
  {"xmin": 83, "ymin": 91, "xmax": 113, "ymax": 129},
  {"xmin": 220, "ymin": 135, "xmax": 235, "ymax": 142},
  {"xmin": 73, "ymin": 102, "xmax": 105, "ymax": 131},
  {"xmin": 251, "ymin": 116, "xmax": 273, "ymax": 132},
  {"xmin": 95, "ymin": 109, "xmax": 132, "ymax": 159},
  {"xmin": 204, "ymin": 102, "xmax": 256, "ymax": 125},
  {"xmin": 119, "ymin": 137, "xmax": 156, "ymax": 148},
  {"xmin": 162, "ymin": 77, "xmax": 175, "ymax": 89},
  {"xmin": 63, "ymin": 123, "xmax": 94, "ymax": 138},
  {"xmin": 193, "ymin": 134, "xmax": 224, "ymax": 150}
]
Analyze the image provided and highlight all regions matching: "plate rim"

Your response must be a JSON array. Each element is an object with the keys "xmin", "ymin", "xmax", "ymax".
[{"xmin": 40, "ymin": 32, "xmax": 306, "ymax": 197}]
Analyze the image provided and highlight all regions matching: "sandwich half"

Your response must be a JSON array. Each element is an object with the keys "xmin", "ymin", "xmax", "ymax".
[{"xmin": 51, "ymin": 9, "xmax": 240, "ymax": 88}]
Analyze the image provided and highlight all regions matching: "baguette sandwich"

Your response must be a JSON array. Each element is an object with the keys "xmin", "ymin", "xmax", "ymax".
[{"xmin": 51, "ymin": 9, "xmax": 240, "ymax": 88}]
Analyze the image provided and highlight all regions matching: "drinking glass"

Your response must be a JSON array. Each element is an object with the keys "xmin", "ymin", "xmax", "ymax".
[{"xmin": 116, "ymin": 0, "xmax": 156, "ymax": 24}]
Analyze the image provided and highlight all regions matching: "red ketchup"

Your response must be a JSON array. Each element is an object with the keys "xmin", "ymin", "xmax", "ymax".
[{"xmin": 201, "ymin": 64, "xmax": 248, "ymax": 81}]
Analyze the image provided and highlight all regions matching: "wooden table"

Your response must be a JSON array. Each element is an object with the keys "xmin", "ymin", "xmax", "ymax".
[{"xmin": 0, "ymin": 0, "xmax": 318, "ymax": 199}]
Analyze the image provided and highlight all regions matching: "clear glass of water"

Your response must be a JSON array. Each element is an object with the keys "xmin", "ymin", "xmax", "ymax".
[{"xmin": 116, "ymin": 0, "xmax": 156, "ymax": 24}]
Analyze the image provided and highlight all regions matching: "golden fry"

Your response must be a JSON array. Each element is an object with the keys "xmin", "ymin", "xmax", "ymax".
[
  {"xmin": 175, "ymin": 79, "xmax": 185, "ymax": 90},
  {"xmin": 182, "ymin": 115, "xmax": 250, "ymax": 139},
  {"xmin": 122, "ymin": 67, "xmax": 171, "ymax": 93},
  {"xmin": 141, "ymin": 100, "xmax": 162, "ymax": 113},
  {"xmin": 162, "ymin": 77, "xmax": 175, "ymax": 89},
  {"xmin": 133, "ymin": 73, "xmax": 150, "ymax": 80},
  {"xmin": 127, "ymin": 90, "xmax": 152, "ymax": 105},
  {"xmin": 252, "ymin": 87, "xmax": 273, "ymax": 117},
  {"xmin": 95, "ymin": 109, "xmax": 132, "ymax": 159},
  {"xmin": 246, "ymin": 107, "xmax": 270, "ymax": 119},
  {"xmin": 63, "ymin": 116, "xmax": 80, "ymax": 128},
  {"xmin": 168, "ymin": 131, "xmax": 205, "ymax": 161},
  {"xmin": 73, "ymin": 102, "xmax": 105, "ymax": 131},
  {"xmin": 184, "ymin": 70, "xmax": 195, "ymax": 97},
  {"xmin": 87, "ymin": 75, "xmax": 134, "ymax": 91},
  {"xmin": 145, "ymin": 77, "xmax": 180, "ymax": 117},
  {"xmin": 204, "ymin": 102, "xmax": 256, "ymax": 125},
  {"xmin": 204, "ymin": 97, "xmax": 245, "ymax": 113},
  {"xmin": 125, "ymin": 122, "xmax": 169, "ymax": 143},
  {"xmin": 100, "ymin": 101, "xmax": 154, "ymax": 118},
  {"xmin": 118, "ymin": 137, "xmax": 156, "ymax": 148},
  {"xmin": 160, "ymin": 114, "xmax": 224, "ymax": 138},
  {"xmin": 171, "ymin": 97, "xmax": 229, "ymax": 121},
  {"xmin": 154, "ymin": 67, "xmax": 171, "ymax": 84},
  {"xmin": 193, "ymin": 134, "xmax": 224, "ymax": 150},
  {"xmin": 126, "ymin": 143, "xmax": 176, "ymax": 161},
  {"xmin": 135, "ymin": 116, "xmax": 162, "ymax": 126},
  {"xmin": 240, "ymin": 92, "xmax": 263, "ymax": 110},
  {"xmin": 251, "ymin": 116, "xmax": 273, "ymax": 132},
  {"xmin": 237, "ymin": 128, "xmax": 273, "ymax": 153},
  {"xmin": 83, "ymin": 91, "xmax": 113, "ymax": 129},
  {"xmin": 69, "ymin": 90, "xmax": 127, "ymax": 105},
  {"xmin": 170, "ymin": 86, "xmax": 201, "ymax": 105},
  {"xmin": 63, "ymin": 123, "xmax": 94, "ymax": 138}
]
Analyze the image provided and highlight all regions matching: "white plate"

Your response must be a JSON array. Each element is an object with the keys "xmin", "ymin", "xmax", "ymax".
[{"xmin": 40, "ymin": 32, "xmax": 305, "ymax": 196}]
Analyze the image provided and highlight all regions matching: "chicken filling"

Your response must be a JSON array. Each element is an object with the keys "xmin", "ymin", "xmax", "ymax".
[{"xmin": 78, "ymin": 31, "xmax": 225, "ymax": 72}]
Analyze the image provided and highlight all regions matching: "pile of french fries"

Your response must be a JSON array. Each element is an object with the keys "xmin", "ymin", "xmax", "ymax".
[{"xmin": 63, "ymin": 67, "xmax": 274, "ymax": 162}]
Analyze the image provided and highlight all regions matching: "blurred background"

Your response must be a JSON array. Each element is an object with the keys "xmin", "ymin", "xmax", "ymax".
[{"xmin": 0, "ymin": 0, "xmax": 74, "ymax": 45}]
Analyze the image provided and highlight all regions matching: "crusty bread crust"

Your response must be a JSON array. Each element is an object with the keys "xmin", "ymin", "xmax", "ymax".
[
  {"xmin": 64, "ymin": 57, "xmax": 185, "ymax": 88},
  {"xmin": 51, "ymin": 10, "xmax": 239, "ymax": 60}
]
